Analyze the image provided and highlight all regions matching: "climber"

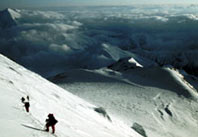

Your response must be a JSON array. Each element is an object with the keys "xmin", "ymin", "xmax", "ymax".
[
  {"xmin": 24, "ymin": 101, "xmax": 30, "ymax": 112},
  {"xmin": 45, "ymin": 113, "xmax": 58, "ymax": 134}
]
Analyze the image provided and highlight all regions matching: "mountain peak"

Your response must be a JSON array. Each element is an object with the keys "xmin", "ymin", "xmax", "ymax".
[
  {"xmin": 0, "ymin": 8, "xmax": 21, "ymax": 28},
  {"xmin": 4, "ymin": 8, "xmax": 21, "ymax": 19}
]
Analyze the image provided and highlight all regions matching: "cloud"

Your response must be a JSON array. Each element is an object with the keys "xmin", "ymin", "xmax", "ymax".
[
  {"xmin": 49, "ymin": 43, "xmax": 72, "ymax": 53},
  {"xmin": 21, "ymin": 9, "xmax": 65, "ymax": 20},
  {"xmin": 0, "ymin": 5, "xmax": 198, "ymax": 77}
]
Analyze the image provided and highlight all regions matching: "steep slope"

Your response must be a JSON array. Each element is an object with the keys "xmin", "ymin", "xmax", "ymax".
[
  {"xmin": 51, "ymin": 67, "xmax": 198, "ymax": 137},
  {"xmin": 0, "ymin": 54, "xmax": 142, "ymax": 137}
]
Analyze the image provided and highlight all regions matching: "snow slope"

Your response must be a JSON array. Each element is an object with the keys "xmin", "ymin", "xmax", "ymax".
[
  {"xmin": 51, "ymin": 67, "xmax": 198, "ymax": 137},
  {"xmin": 0, "ymin": 54, "xmax": 142, "ymax": 137}
]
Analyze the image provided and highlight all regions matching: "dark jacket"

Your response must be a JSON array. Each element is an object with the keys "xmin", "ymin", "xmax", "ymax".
[
  {"xmin": 24, "ymin": 102, "xmax": 30, "ymax": 108},
  {"xmin": 46, "ymin": 114, "xmax": 58, "ymax": 126}
]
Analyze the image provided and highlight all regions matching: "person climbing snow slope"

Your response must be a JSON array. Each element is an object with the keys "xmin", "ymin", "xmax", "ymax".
[{"xmin": 45, "ymin": 113, "xmax": 58, "ymax": 134}]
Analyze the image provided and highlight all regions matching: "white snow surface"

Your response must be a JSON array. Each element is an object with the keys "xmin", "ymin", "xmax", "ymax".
[
  {"xmin": 0, "ymin": 54, "xmax": 142, "ymax": 137},
  {"xmin": 52, "ymin": 67, "xmax": 198, "ymax": 137},
  {"xmin": 128, "ymin": 58, "xmax": 143, "ymax": 68}
]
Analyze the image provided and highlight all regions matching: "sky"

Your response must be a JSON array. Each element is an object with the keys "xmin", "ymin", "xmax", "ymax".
[{"xmin": 0, "ymin": 0, "xmax": 198, "ymax": 9}]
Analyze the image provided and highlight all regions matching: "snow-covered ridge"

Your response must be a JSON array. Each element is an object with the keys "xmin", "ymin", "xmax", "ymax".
[
  {"xmin": 51, "ymin": 67, "xmax": 198, "ymax": 137},
  {"xmin": 6, "ymin": 8, "xmax": 21, "ymax": 19},
  {"xmin": 108, "ymin": 56, "xmax": 198, "ymax": 99},
  {"xmin": 0, "ymin": 54, "xmax": 142, "ymax": 137},
  {"xmin": 108, "ymin": 56, "xmax": 157, "ymax": 71}
]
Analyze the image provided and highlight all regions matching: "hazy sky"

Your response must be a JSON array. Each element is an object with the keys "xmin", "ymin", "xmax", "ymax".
[{"xmin": 0, "ymin": 0, "xmax": 198, "ymax": 9}]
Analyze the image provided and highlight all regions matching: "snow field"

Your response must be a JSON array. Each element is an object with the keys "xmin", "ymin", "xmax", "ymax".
[
  {"xmin": 0, "ymin": 54, "xmax": 142, "ymax": 137},
  {"xmin": 52, "ymin": 67, "xmax": 198, "ymax": 137}
]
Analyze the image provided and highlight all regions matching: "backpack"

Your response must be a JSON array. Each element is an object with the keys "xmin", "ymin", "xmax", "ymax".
[{"xmin": 54, "ymin": 119, "xmax": 58, "ymax": 125}]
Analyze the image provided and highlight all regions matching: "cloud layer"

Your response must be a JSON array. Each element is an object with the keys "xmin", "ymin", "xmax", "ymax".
[{"xmin": 0, "ymin": 5, "xmax": 198, "ymax": 76}]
